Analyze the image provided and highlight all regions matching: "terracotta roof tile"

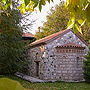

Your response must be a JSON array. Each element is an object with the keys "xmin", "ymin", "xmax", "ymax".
[
  {"xmin": 29, "ymin": 28, "xmax": 88, "ymax": 47},
  {"xmin": 56, "ymin": 42, "xmax": 85, "ymax": 48},
  {"xmin": 22, "ymin": 33, "xmax": 34, "ymax": 37},
  {"xmin": 30, "ymin": 29, "xmax": 70, "ymax": 46}
]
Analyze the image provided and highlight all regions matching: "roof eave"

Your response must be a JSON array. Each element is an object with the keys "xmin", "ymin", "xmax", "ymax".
[
  {"xmin": 30, "ymin": 42, "xmax": 46, "ymax": 47},
  {"xmin": 56, "ymin": 46, "xmax": 86, "ymax": 49}
]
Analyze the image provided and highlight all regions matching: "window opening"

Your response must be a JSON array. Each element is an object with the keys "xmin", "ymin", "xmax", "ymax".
[
  {"xmin": 76, "ymin": 57, "xmax": 79, "ymax": 68},
  {"xmin": 36, "ymin": 52, "xmax": 38, "ymax": 60}
]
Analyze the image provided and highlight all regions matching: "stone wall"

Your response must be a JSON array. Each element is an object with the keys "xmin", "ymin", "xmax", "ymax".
[
  {"xmin": 27, "ymin": 31, "xmax": 88, "ymax": 81},
  {"xmin": 55, "ymin": 47, "xmax": 85, "ymax": 82},
  {"xmin": 27, "ymin": 45, "xmax": 46, "ymax": 79}
]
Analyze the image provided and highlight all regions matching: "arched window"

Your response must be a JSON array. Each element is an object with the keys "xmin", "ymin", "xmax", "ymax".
[
  {"xmin": 76, "ymin": 57, "xmax": 79, "ymax": 68},
  {"xmin": 62, "ymin": 56, "xmax": 66, "ymax": 64},
  {"xmin": 63, "ymin": 56, "xmax": 66, "ymax": 59},
  {"xmin": 36, "ymin": 52, "xmax": 38, "ymax": 60}
]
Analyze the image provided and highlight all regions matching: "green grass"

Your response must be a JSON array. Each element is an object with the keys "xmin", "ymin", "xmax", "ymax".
[{"xmin": 0, "ymin": 75, "xmax": 90, "ymax": 90}]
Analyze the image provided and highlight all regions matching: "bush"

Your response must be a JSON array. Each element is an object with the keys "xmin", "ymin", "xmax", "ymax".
[
  {"xmin": 0, "ymin": 6, "xmax": 27, "ymax": 75},
  {"xmin": 83, "ymin": 40, "xmax": 90, "ymax": 83}
]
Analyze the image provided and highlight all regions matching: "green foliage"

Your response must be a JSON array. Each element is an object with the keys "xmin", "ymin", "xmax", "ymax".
[
  {"xmin": 65, "ymin": 0, "xmax": 90, "ymax": 33},
  {"xmin": 77, "ymin": 25, "xmax": 90, "ymax": 43},
  {"xmin": 24, "ymin": 0, "xmax": 30, "ymax": 6},
  {"xmin": 1, "ymin": 0, "xmax": 90, "ymax": 34},
  {"xmin": 35, "ymin": 1, "xmax": 69, "ymax": 39},
  {"xmin": 0, "ymin": 5, "xmax": 28, "ymax": 75},
  {"xmin": 0, "ymin": 0, "xmax": 53, "ymax": 14},
  {"xmin": 35, "ymin": 31, "xmax": 45, "ymax": 39},
  {"xmin": 83, "ymin": 40, "xmax": 90, "ymax": 83},
  {"xmin": 0, "ymin": 78, "xmax": 26, "ymax": 90}
]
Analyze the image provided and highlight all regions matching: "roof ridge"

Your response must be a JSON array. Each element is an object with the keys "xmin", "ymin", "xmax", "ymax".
[
  {"xmin": 29, "ymin": 28, "xmax": 88, "ymax": 47},
  {"xmin": 22, "ymin": 33, "xmax": 34, "ymax": 37},
  {"xmin": 30, "ymin": 29, "xmax": 70, "ymax": 46}
]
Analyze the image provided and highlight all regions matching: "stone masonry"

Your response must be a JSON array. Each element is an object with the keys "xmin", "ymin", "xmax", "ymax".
[
  {"xmin": 55, "ymin": 47, "xmax": 85, "ymax": 81},
  {"xmin": 27, "ymin": 30, "xmax": 88, "ymax": 82}
]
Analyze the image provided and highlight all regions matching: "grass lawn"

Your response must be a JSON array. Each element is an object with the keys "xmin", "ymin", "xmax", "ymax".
[{"xmin": 0, "ymin": 75, "xmax": 90, "ymax": 90}]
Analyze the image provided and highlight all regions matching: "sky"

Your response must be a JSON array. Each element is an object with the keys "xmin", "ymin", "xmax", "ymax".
[{"xmin": 30, "ymin": 0, "xmax": 61, "ymax": 34}]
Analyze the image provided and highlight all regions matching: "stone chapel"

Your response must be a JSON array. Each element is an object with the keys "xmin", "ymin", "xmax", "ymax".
[{"xmin": 27, "ymin": 29, "xmax": 88, "ymax": 82}]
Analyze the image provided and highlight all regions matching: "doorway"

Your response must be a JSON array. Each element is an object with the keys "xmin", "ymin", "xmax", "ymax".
[{"xmin": 36, "ymin": 62, "xmax": 39, "ymax": 77}]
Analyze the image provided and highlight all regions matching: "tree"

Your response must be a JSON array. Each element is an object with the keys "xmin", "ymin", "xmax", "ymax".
[
  {"xmin": 65, "ymin": 0, "xmax": 90, "ymax": 33},
  {"xmin": 77, "ymin": 26, "xmax": 90, "ymax": 43},
  {"xmin": 0, "ymin": 0, "xmax": 53, "ymax": 15},
  {"xmin": 35, "ymin": 2, "xmax": 69, "ymax": 39},
  {"xmin": 1, "ymin": 0, "xmax": 90, "ymax": 33},
  {"xmin": 35, "ymin": 1, "xmax": 90, "ymax": 42},
  {"xmin": 0, "ymin": 3, "xmax": 29, "ymax": 75},
  {"xmin": 83, "ymin": 40, "xmax": 90, "ymax": 83}
]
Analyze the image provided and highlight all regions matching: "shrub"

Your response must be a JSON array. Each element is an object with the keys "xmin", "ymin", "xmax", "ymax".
[{"xmin": 83, "ymin": 40, "xmax": 90, "ymax": 83}]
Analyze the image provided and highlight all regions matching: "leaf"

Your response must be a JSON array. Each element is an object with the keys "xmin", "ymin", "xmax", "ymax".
[
  {"xmin": 25, "ymin": 6, "xmax": 29, "ymax": 12},
  {"xmin": 67, "ymin": 20, "xmax": 74, "ymax": 29},
  {"xmin": 41, "ymin": 0, "xmax": 46, "ymax": 5},
  {"xmin": 39, "ymin": 2, "xmax": 42, "ymax": 12},
  {"xmin": 0, "ymin": 78, "xmax": 26, "ymax": 90},
  {"xmin": 24, "ymin": 0, "xmax": 30, "ymax": 6},
  {"xmin": 17, "ymin": 5, "xmax": 22, "ymax": 9},
  {"xmin": 68, "ymin": 5, "xmax": 76, "ymax": 14},
  {"xmin": 31, "ymin": 0, "xmax": 39, "ymax": 3},
  {"xmin": 78, "ymin": 18, "xmax": 83, "ymax": 25},
  {"xmin": 2, "ymin": 0, "xmax": 5, "ymax": 3},
  {"xmin": 47, "ymin": 0, "xmax": 50, "ymax": 3},
  {"xmin": 69, "ymin": 0, "xmax": 79, "ymax": 6},
  {"xmin": 33, "ymin": 2, "xmax": 38, "ymax": 8},
  {"xmin": 81, "ymin": 19, "xmax": 86, "ymax": 26},
  {"xmin": 6, "ymin": 0, "xmax": 11, "ymax": 5},
  {"xmin": 65, "ymin": 0, "xmax": 69, "ymax": 7},
  {"xmin": 73, "ymin": 24, "xmax": 77, "ymax": 33},
  {"xmin": 20, "ymin": 8, "xmax": 25, "ymax": 15},
  {"xmin": 75, "ymin": 23, "xmax": 82, "ymax": 34},
  {"xmin": 20, "ymin": 0, "xmax": 23, "ymax": 2},
  {"xmin": 5, "ymin": 4, "xmax": 9, "ymax": 10},
  {"xmin": 67, "ymin": 13, "xmax": 75, "ymax": 29},
  {"xmin": 79, "ymin": 0, "xmax": 86, "ymax": 8},
  {"xmin": 86, "ymin": 4, "xmax": 90, "ymax": 22}
]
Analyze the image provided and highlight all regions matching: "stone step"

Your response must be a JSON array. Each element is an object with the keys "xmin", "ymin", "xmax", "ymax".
[{"xmin": 15, "ymin": 72, "xmax": 44, "ymax": 83}]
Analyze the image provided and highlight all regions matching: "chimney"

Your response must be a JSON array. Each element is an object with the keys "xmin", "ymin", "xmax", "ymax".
[{"xmin": 38, "ymin": 27, "xmax": 40, "ymax": 33}]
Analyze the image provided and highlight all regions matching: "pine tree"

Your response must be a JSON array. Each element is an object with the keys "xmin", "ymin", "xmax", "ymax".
[
  {"xmin": 0, "ymin": 2, "xmax": 33, "ymax": 75},
  {"xmin": 83, "ymin": 40, "xmax": 90, "ymax": 83}
]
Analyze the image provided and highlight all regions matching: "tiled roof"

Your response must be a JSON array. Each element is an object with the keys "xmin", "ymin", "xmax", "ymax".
[
  {"xmin": 30, "ymin": 29, "xmax": 71, "ymax": 46},
  {"xmin": 30, "ymin": 28, "xmax": 88, "ymax": 47},
  {"xmin": 22, "ymin": 33, "xmax": 34, "ymax": 37},
  {"xmin": 56, "ymin": 42, "xmax": 85, "ymax": 48}
]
